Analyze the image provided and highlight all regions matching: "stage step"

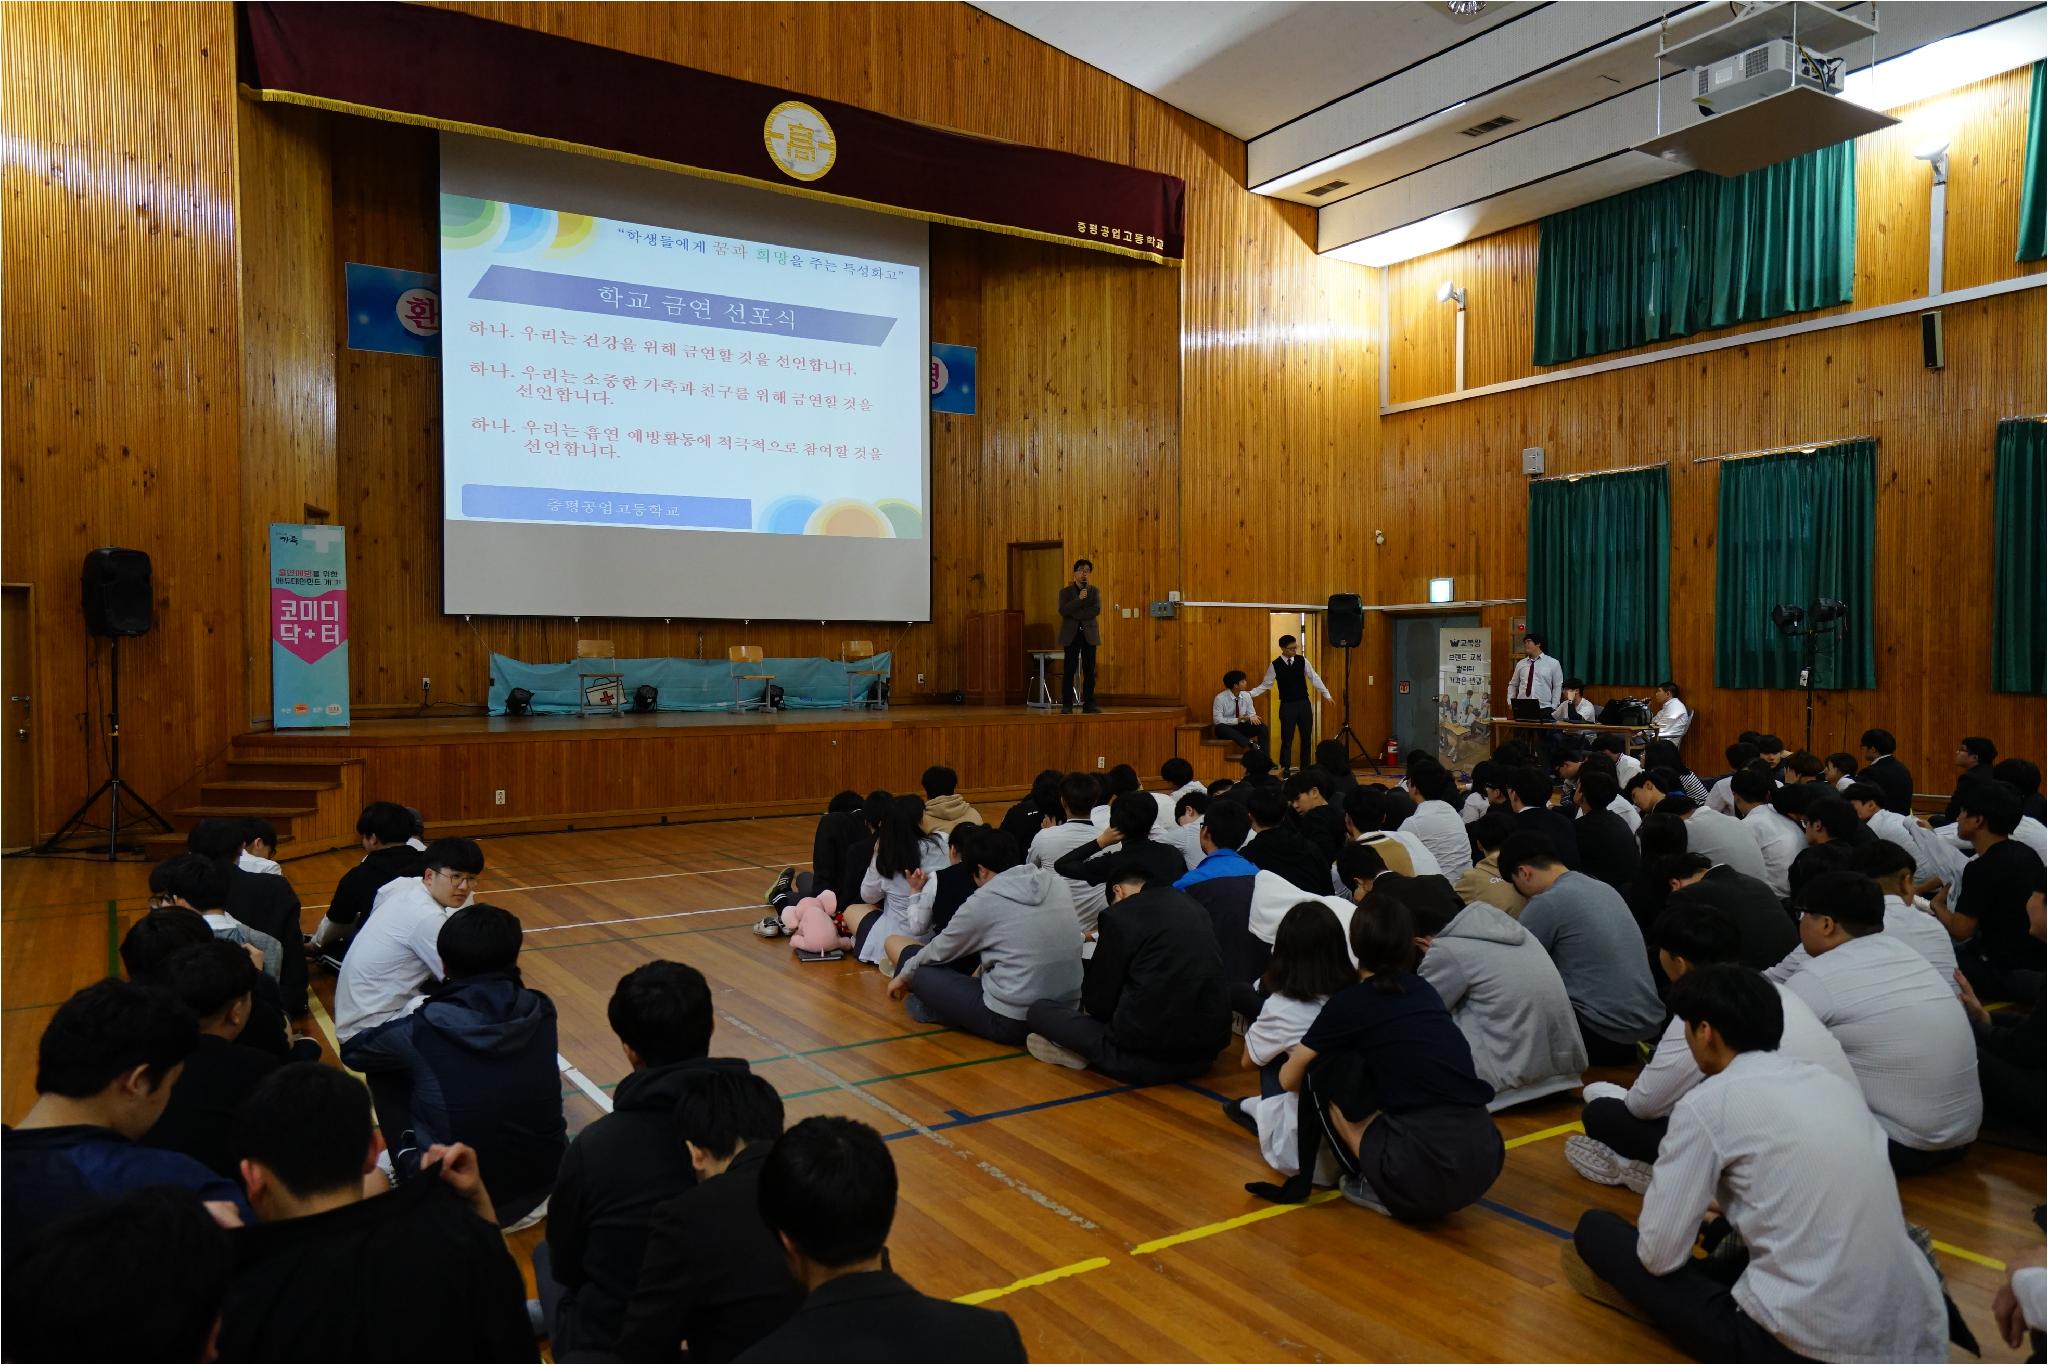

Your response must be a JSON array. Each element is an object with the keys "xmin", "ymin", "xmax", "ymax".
[
  {"xmin": 134, "ymin": 753, "xmax": 366, "ymax": 863},
  {"xmin": 223, "ymin": 756, "xmax": 362, "ymax": 785},
  {"xmin": 197, "ymin": 779, "xmax": 340, "ymax": 808}
]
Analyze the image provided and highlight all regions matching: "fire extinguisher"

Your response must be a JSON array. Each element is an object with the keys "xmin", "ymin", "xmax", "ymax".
[{"xmin": 1383, "ymin": 736, "xmax": 1400, "ymax": 767}]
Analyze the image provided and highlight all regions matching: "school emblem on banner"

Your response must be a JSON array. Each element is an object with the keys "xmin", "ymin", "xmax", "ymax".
[
  {"xmin": 764, "ymin": 100, "xmax": 837, "ymax": 182},
  {"xmin": 270, "ymin": 524, "xmax": 350, "ymax": 728}
]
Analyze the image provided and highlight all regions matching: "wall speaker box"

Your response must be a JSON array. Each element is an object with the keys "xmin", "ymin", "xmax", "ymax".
[
  {"xmin": 1921, "ymin": 310, "xmax": 1944, "ymax": 370},
  {"xmin": 81, "ymin": 547, "xmax": 152, "ymax": 638},
  {"xmin": 1326, "ymin": 593, "xmax": 1365, "ymax": 648}
]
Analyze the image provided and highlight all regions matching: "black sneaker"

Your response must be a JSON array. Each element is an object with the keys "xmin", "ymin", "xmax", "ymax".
[
  {"xmin": 764, "ymin": 865, "xmax": 796, "ymax": 905},
  {"xmin": 316, "ymin": 951, "xmax": 345, "ymax": 973},
  {"xmin": 1082, "ymin": 705, "xmax": 1102, "ymax": 714},
  {"xmin": 1220, "ymin": 1097, "xmax": 1258, "ymax": 1136}
]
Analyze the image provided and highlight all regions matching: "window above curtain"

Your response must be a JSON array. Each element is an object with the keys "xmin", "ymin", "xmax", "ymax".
[
  {"xmin": 1526, "ymin": 467, "xmax": 1670, "ymax": 686},
  {"xmin": 1532, "ymin": 143, "xmax": 1857, "ymax": 367}
]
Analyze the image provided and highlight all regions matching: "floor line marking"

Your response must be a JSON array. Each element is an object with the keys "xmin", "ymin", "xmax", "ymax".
[
  {"xmin": 528, "ymin": 921, "xmax": 757, "ymax": 953},
  {"xmin": 297, "ymin": 861, "xmax": 805, "ymax": 913},
  {"xmin": 1506, "ymin": 1120, "xmax": 1584, "ymax": 1150},
  {"xmin": 953, "ymin": 1257, "xmax": 1112, "ymax": 1305},
  {"xmin": 780, "ymin": 1051, "xmax": 1027, "ymax": 1100},
  {"xmin": 559, "ymin": 1053, "xmax": 615, "ymax": 1114},
  {"xmin": 883, "ymin": 1083, "xmax": 1145, "ymax": 1139},
  {"xmin": 718, "ymin": 1010, "xmax": 1099, "ymax": 1232},
  {"xmin": 1130, "ymin": 1189, "xmax": 1344, "ymax": 1255},
  {"xmin": 1477, "ymin": 1197, "xmax": 1573, "ymax": 1239},
  {"xmin": 1932, "ymin": 1240, "xmax": 2008, "ymax": 1271},
  {"xmin": 524, "ymin": 903, "xmax": 760, "ymax": 933}
]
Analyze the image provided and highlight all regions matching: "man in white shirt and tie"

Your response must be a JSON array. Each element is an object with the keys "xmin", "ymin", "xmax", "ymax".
[
  {"xmin": 1564, "ymin": 963, "xmax": 1949, "ymax": 1364},
  {"xmin": 1650, "ymin": 681, "xmax": 1690, "ymax": 742},
  {"xmin": 1506, "ymin": 633, "xmax": 1563, "ymax": 717},
  {"xmin": 1209, "ymin": 669, "xmax": 1268, "ymax": 753}
]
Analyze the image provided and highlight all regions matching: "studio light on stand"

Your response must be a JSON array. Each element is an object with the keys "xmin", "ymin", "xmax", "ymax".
[
  {"xmin": 1766, "ymin": 598, "xmax": 1849, "ymax": 753},
  {"xmin": 631, "ymin": 684, "xmax": 659, "ymax": 713},
  {"xmin": 505, "ymin": 687, "xmax": 534, "ymax": 717}
]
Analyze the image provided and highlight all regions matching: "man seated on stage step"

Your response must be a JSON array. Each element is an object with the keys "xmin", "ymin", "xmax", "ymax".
[
  {"xmin": 1029, "ymin": 772, "xmax": 1111, "ymax": 934},
  {"xmin": 307, "ymin": 801, "xmax": 424, "ymax": 965},
  {"xmin": 1564, "ymin": 965, "xmax": 1948, "ymax": 1364},
  {"xmin": 918, "ymin": 765, "xmax": 983, "ymax": 836},
  {"xmin": 1024, "ymin": 866, "xmax": 1232, "ymax": 1085},
  {"xmin": 886, "ymin": 827, "xmax": 1083, "ymax": 1047},
  {"xmin": 1567, "ymin": 907, "xmax": 1855, "ymax": 1195},
  {"xmin": 1211, "ymin": 670, "xmax": 1268, "ymax": 753},
  {"xmin": 332, "ymin": 837, "xmax": 484, "ymax": 1043},
  {"xmin": 1771, "ymin": 869, "xmax": 1981, "ymax": 1175}
]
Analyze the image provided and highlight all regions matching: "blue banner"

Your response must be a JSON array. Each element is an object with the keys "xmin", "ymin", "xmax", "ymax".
[
  {"xmin": 931, "ymin": 342, "xmax": 976, "ymax": 415},
  {"xmin": 488, "ymin": 651, "xmax": 891, "ymax": 713},
  {"xmin": 270, "ymin": 524, "xmax": 350, "ymax": 728},
  {"xmin": 346, "ymin": 262, "xmax": 440, "ymax": 356}
]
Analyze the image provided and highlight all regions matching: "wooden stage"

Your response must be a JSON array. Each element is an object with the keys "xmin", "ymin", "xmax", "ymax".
[
  {"xmin": 216, "ymin": 703, "xmax": 1195, "ymax": 855},
  {"xmin": 3, "ymin": 818, "xmax": 2040, "ymax": 1363}
]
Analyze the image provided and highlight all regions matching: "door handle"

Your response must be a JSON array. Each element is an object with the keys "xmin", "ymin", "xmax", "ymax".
[
  {"xmin": 8, "ymin": 695, "xmax": 27, "ymax": 707},
  {"xmin": 14, "ymin": 728, "xmax": 26, "ymax": 739}
]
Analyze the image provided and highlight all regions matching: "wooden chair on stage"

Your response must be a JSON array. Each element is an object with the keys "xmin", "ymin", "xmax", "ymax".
[
  {"xmin": 576, "ymin": 638, "xmax": 624, "ymax": 716},
  {"xmin": 728, "ymin": 645, "xmax": 776, "ymax": 713},
  {"xmin": 841, "ymin": 640, "xmax": 889, "ymax": 711}
]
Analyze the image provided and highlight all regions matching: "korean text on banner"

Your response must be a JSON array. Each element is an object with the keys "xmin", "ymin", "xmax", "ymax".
[
  {"xmin": 1438, "ymin": 628, "xmax": 1492, "ymax": 771},
  {"xmin": 271, "ymin": 524, "xmax": 350, "ymax": 728}
]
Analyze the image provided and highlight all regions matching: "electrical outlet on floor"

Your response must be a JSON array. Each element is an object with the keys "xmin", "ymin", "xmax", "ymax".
[{"xmin": 494, "ymin": 789, "xmax": 506, "ymax": 805}]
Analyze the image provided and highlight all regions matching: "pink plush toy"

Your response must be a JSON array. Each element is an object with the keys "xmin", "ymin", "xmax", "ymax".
[{"xmin": 782, "ymin": 888, "xmax": 853, "ymax": 954}]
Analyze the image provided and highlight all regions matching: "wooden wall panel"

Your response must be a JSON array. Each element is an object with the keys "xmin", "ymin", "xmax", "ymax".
[
  {"xmin": 1386, "ymin": 66, "xmax": 2042, "ymax": 405},
  {"xmin": 1, "ymin": 2, "xmax": 246, "ymax": 831}
]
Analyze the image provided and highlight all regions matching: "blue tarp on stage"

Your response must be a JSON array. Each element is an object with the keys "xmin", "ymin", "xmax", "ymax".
[{"xmin": 487, "ymin": 651, "xmax": 891, "ymax": 714}]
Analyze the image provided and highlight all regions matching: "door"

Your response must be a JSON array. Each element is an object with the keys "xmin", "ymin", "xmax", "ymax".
[
  {"xmin": 2, "ymin": 586, "xmax": 33, "ymax": 849},
  {"xmin": 1389, "ymin": 612, "xmax": 1478, "ymax": 759}
]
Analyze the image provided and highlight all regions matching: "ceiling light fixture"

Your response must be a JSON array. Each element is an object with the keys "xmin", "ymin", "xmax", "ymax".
[{"xmin": 1446, "ymin": 1, "xmax": 1486, "ymax": 14}]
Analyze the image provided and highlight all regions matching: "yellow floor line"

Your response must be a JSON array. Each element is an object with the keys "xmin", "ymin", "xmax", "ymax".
[
  {"xmin": 1932, "ymin": 1240, "xmax": 2008, "ymax": 1271},
  {"xmin": 1130, "ymin": 1188, "xmax": 1345, "ymax": 1255},
  {"xmin": 954, "ymin": 1256, "xmax": 1112, "ymax": 1305},
  {"xmin": 1505, "ymin": 1119, "xmax": 1583, "ymax": 1149}
]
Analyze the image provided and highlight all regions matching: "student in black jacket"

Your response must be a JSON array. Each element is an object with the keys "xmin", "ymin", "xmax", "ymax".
[
  {"xmin": 1858, "ymin": 728, "xmax": 1916, "ymax": 816},
  {"xmin": 186, "ymin": 817, "xmax": 310, "ymax": 1016},
  {"xmin": 221, "ymin": 1065, "xmax": 536, "ymax": 1363},
  {"xmin": 141, "ymin": 940, "xmax": 280, "ymax": 1179},
  {"xmin": 619, "ymin": 1072, "xmax": 803, "ymax": 1362},
  {"xmin": 1023, "ymin": 869, "xmax": 1232, "ymax": 1084},
  {"xmin": 1661, "ymin": 854, "xmax": 1798, "ymax": 971},
  {"xmin": 1571, "ymin": 770, "xmax": 1641, "ymax": 893},
  {"xmin": 539, "ymin": 961, "xmax": 747, "ymax": 1359},
  {"xmin": 737, "ymin": 1117, "xmax": 1024, "ymax": 1364},
  {"xmin": 1283, "ymin": 770, "xmax": 1348, "ymax": 864},
  {"xmin": 1508, "ymin": 766, "xmax": 1582, "ymax": 871},
  {"xmin": 120, "ymin": 907, "xmax": 299, "ymax": 1063},
  {"xmin": 1052, "ymin": 792, "xmax": 1186, "ymax": 892},
  {"xmin": 307, "ymin": 801, "xmax": 424, "ymax": 962},
  {"xmin": 1240, "ymin": 788, "xmax": 1332, "ymax": 895},
  {"xmin": 999, "ymin": 771, "xmax": 1065, "ymax": 863}
]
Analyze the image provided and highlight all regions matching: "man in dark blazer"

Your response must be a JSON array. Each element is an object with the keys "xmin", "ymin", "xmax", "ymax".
[
  {"xmin": 1859, "ymin": 728, "xmax": 1916, "ymax": 816},
  {"xmin": 737, "ymin": 1117, "xmax": 1025, "ymax": 1364},
  {"xmin": 1056, "ymin": 557, "xmax": 1101, "ymax": 714}
]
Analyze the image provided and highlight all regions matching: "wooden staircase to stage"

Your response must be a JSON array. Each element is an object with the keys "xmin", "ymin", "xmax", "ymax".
[{"xmin": 140, "ymin": 752, "xmax": 364, "ymax": 862}]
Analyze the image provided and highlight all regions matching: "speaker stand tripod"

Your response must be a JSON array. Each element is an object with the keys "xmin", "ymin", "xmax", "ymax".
[
  {"xmin": 1332, "ymin": 645, "xmax": 1384, "ymax": 775},
  {"xmin": 40, "ymin": 636, "xmax": 172, "ymax": 859}
]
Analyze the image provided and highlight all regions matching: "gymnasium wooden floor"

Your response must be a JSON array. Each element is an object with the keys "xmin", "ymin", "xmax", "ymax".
[{"xmin": 6, "ymin": 819, "xmax": 2041, "ymax": 1362}]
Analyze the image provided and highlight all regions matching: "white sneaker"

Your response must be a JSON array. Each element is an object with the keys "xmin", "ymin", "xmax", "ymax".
[
  {"xmin": 1025, "ymin": 1033, "xmax": 1088, "ymax": 1070},
  {"xmin": 752, "ymin": 913, "xmax": 786, "ymax": 939},
  {"xmin": 502, "ymin": 1195, "xmax": 550, "ymax": 1233},
  {"xmin": 1565, "ymin": 1134, "xmax": 1652, "ymax": 1194},
  {"xmin": 1339, "ymin": 1172, "xmax": 1390, "ymax": 1215}
]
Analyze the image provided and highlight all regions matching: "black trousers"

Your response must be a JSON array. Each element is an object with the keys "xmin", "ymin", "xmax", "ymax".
[
  {"xmin": 1888, "ymin": 1138, "xmax": 1969, "ymax": 1176},
  {"xmin": 1023, "ymin": 1001, "xmax": 1214, "ymax": 1085},
  {"xmin": 1580, "ymin": 1096, "xmax": 1669, "ymax": 1163},
  {"xmin": 1577, "ymin": 1010, "xmax": 1648, "ymax": 1066},
  {"xmin": 1063, "ymin": 638, "xmax": 1097, "ymax": 707},
  {"xmin": 1215, "ymin": 721, "xmax": 1268, "ymax": 751},
  {"xmin": 1276, "ymin": 700, "xmax": 1314, "ymax": 769},
  {"xmin": 1573, "ymin": 1209, "xmax": 1811, "ymax": 1363}
]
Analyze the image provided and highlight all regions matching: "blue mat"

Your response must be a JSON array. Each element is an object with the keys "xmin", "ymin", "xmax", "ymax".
[{"xmin": 487, "ymin": 651, "xmax": 891, "ymax": 714}]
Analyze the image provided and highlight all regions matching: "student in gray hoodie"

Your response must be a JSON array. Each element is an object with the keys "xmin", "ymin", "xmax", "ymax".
[
  {"xmin": 1411, "ymin": 892, "xmax": 1587, "ymax": 1111},
  {"xmin": 885, "ymin": 827, "xmax": 1083, "ymax": 1046}
]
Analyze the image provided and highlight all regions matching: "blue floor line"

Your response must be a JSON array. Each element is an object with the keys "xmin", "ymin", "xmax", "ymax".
[
  {"xmin": 881, "ymin": 1081, "xmax": 1145, "ymax": 1140},
  {"xmin": 1478, "ymin": 1196, "xmax": 1572, "ymax": 1240}
]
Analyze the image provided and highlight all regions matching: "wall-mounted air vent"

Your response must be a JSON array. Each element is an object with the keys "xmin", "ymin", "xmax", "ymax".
[
  {"xmin": 1458, "ymin": 114, "xmax": 1519, "ymax": 137},
  {"xmin": 1304, "ymin": 179, "xmax": 1350, "ymax": 197}
]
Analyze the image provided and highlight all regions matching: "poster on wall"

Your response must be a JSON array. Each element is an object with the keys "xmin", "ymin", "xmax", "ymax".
[
  {"xmin": 931, "ymin": 342, "xmax": 976, "ymax": 415},
  {"xmin": 270, "ymin": 524, "xmax": 350, "ymax": 728},
  {"xmin": 346, "ymin": 263, "xmax": 441, "ymax": 357},
  {"xmin": 1438, "ymin": 627, "xmax": 1491, "ymax": 772}
]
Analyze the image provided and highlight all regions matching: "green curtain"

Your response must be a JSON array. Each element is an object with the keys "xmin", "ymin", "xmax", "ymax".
[
  {"xmin": 1713, "ymin": 439, "xmax": 1877, "ymax": 690},
  {"xmin": 1526, "ymin": 467, "xmax": 1670, "ymax": 684},
  {"xmin": 1533, "ymin": 143, "xmax": 1856, "ymax": 366},
  {"xmin": 1994, "ymin": 419, "xmax": 2046, "ymax": 693},
  {"xmin": 2021, "ymin": 61, "xmax": 2046, "ymax": 263}
]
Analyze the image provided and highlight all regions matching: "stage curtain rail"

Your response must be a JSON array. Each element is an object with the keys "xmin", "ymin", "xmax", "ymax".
[{"xmin": 488, "ymin": 651, "xmax": 891, "ymax": 714}]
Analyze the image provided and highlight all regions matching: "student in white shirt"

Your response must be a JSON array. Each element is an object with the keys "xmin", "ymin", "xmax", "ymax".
[
  {"xmin": 236, "ymin": 817, "xmax": 285, "ymax": 877},
  {"xmin": 1554, "ymin": 676, "xmax": 1598, "ymax": 725},
  {"xmin": 1730, "ymin": 770, "xmax": 1803, "ymax": 900},
  {"xmin": 1028, "ymin": 773, "xmax": 1114, "ymax": 932},
  {"xmin": 1775, "ymin": 868, "xmax": 1981, "ymax": 1174},
  {"xmin": 1151, "ymin": 758, "xmax": 1204, "ymax": 837},
  {"xmin": 1402, "ymin": 765, "xmax": 1473, "ymax": 878},
  {"xmin": 1505, "ymin": 634, "xmax": 1563, "ymax": 712},
  {"xmin": 1674, "ymin": 800, "xmax": 1772, "ymax": 884},
  {"xmin": 332, "ymin": 837, "xmax": 483, "ymax": 1041},
  {"xmin": 1221, "ymin": 901, "xmax": 1355, "ymax": 1179},
  {"xmin": 1565, "ymin": 964, "xmax": 1949, "ymax": 1364},
  {"xmin": 1591, "ymin": 734, "xmax": 1642, "ymax": 788},
  {"xmin": 1847, "ymin": 840, "xmax": 1962, "ymax": 991},
  {"xmin": 1568, "ymin": 907, "xmax": 1856, "ymax": 1193},
  {"xmin": 848, "ymin": 796, "xmax": 947, "ymax": 970},
  {"xmin": 1704, "ymin": 742, "xmax": 1760, "ymax": 815},
  {"xmin": 1648, "ymin": 680, "xmax": 1689, "ymax": 742},
  {"xmin": 1210, "ymin": 670, "xmax": 1268, "ymax": 753}
]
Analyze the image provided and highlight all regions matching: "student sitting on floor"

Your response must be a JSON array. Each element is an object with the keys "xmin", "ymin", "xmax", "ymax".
[
  {"xmin": 1571, "ymin": 769, "xmax": 1640, "ymax": 893},
  {"xmin": 1156, "ymin": 756, "xmax": 1206, "ymax": 829},
  {"xmin": 341, "ymin": 904, "xmax": 566, "ymax": 1229},
  {"xmin": 618, "ymin": 1071, "xmax": 804, "ymax": 1363},
  {"xmin": 121, "ymin": 906, "xmax": 302, "ymax": 1063},
  {"xmin": 1501, "ymin": 837, "xmax": 1664, "ymax": 1066},
  {"xmin": 1246, "ymin": 889, "xmax": 1505, "ymax": 1220},
  {"xmin": 918, "ymin": 765, "xmax": 984, "ymax": 835},
  {"xmin": 332, "ymin": 836, "xmax": 485, "ymax": 1042},
  {"xmin": 1283, "ymin": 768, "xmax": 1349, "ymax": 864},
  {"xmin": 148, "ymin": 853, "xmax": 283, "ymax": 982},
  {"xmin": 737, "ymin": 1117, "xmax": 1025, "ymax": 1363},
  {"xmin": 1222, "ymin": 900, "xmax": 1355, "ymax": 1181},
  {"xmin": 1730, "ymin": 768, "xmax": 1803, "ymax": 900},
  {"xmin": 1939, "ymin": 777, "xmax": 2048, "ymax": 1002},
  {"xmin": 885, "ymin": 827, "xmax": 1084, "ymax": 1047},
  {"xmin": 1564, "ymin": 964, "xmax": 1949, "ymax": 1364},
  {"xmin": 1000, "ymin": 770, "xmax": 1065, "ymax": 859},
  {"xmin": 1053, "ymin": 790, "xmax": 1189, "ymax": 894},
  {"xmin": 1312, "ymin": 740, "xmax": 1359, "ymax": 802},
  {"xmin": 1165, "ymin": 789, "xmax": 1213, "ymax": 872},
  {"xmin": 1023, "ymin": 864, "xmax": 1232, "ymax": 1085},
  {"xmin": 1455, "ymin": 811, "xmax": 1527, "ymax": 917},
  {"xmin": 1173, "ymin": 800, "xmax": 1268, "ymax": 1019},
  {"xmin": 757, "ymin": 791, "xmax": 871, "ymax": 938},
  {"xmin": 237, "ymin": 815, "xmax": 284, "ymax": 876},
  {"xmin": 540, "ymin": 961, "xmax": 745, "ymax": 1361},
  {"xmin": 1029, "ymin": 772, "xmax": 1111, "ymax": 933},
  {"xmin": 1088, "ymin": 763, "xmax": 1143, "ymax": 829},
  {"xmin": 1242, "ymin": 787, "xmax": 1335, "ymax": 894},
  {"xmin": 1568, "ymin": 907, "xmax": 1856, "ymax": 1196},
  {"xmin": 1403, "ymin": 763, "xmax": 1475, "ymax": 878},
  {"xmin": 1770, "ymin": 869, "xmax": 1981, "ymax": 1175},
  {"xmin": 2, "ymin": 979, "xmax": 247, "ymax": 1258},
  {"xmin": 1954, "ymin": 867, "xmax": 2045, "ymax": 1140},
  {"xmin": 221, "ymin": 1065, "xmax": 536, "ymax": 1362},
  {"xmin": 846, "ymin": 796, "xmax": 948, "ymax": 973},
  {"xmin": 184, "ymin": 817, "xmax": 308, "ymax": 1016},
  {"xmin": 307, "ymin": 800, "xmax": 425, "ymax": 962},
  {"xmin": 1508, "ymin": 767, "xmax": 1582, "ymax": 871},
  {"xmin": 1659, "ymin": 851, "xmax": 1797, "ymax": 971},
  {"xmin": 1410, "ymin": 876, "xmax": 1586, "ymax": 1112},
  {"xmin": 1851, "ymin": 840, "xmax": 1963, "ymax": 989},
  {"xmin": 140, "ymin": 940, "xmax": 281, "ymax": 1180}
]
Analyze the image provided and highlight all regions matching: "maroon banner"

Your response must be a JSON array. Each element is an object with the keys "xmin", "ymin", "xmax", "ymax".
[{"xmin": 238, "ymin": 2, "xmax": 1184, "ymax": 264}]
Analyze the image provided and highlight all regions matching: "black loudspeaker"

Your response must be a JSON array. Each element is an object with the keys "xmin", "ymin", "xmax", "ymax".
[
  {"xmin": 81, "ymin": 547, "xmax": 152, "ymax": 638},
  {"xmin": 1921, "ymin": 310, "xmax": 1944, "ymax": 370},
  {"xmin": 1326, "ymin": 593, "xmax": 1364, "ymax": 649}
]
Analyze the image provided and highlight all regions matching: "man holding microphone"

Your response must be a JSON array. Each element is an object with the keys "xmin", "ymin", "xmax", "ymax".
[{"xmin": 1058, "ymin": 558, "xmax": 1102, "ymax": 714}]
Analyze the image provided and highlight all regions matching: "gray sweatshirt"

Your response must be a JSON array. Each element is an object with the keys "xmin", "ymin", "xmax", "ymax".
[
  {"xmin": 1417, "ymin": 902, "xmax": 1588, "ymax": 1111},
  {"xmin": 899, "ymin": 864, "xmax": 1084, "ymax": 1019},
  {"xmin": 1519, "ymin": 871, "xmax": 1665, "ymax": 1044}
]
